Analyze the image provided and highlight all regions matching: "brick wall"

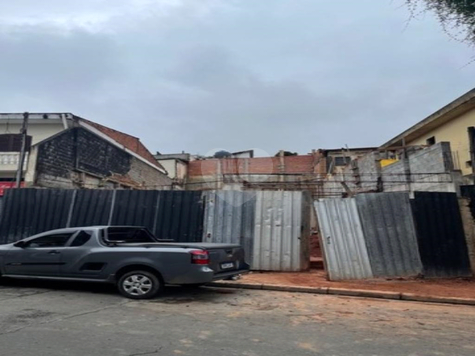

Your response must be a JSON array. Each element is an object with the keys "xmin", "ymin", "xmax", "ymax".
[
  {"xmin": 186, "ymin": 153, "xmax": 324, "ymax": 195},
  {"xmin": 188, "ymin": 155, "xmax": 316, "ymax": 177},
  {"xmin": 129, "ymin": 157, "xmax": 172, "ymax": 189},
  {"xmin": 80, "ymin": 118, "xmax": 162, "ymax": 168},
  {"xmin": 37, "ymin": 129, "xmax": 76, "ymax": 180},
  {"xmin": 35, "ymin": 127, "xmax": 172, "ymax": 189},
  {"xmin": 76, "ymin": 128, "xmax": 130, "ymax": 176}
]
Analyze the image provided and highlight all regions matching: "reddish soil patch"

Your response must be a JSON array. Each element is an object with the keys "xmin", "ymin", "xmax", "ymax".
[
  {"xmin": 310, "ymin": 233, "xmax": 321, "ymax": 258},
  {"xmin": 236, "ymin": 270, "xmax": 475, "ymax": 299}
]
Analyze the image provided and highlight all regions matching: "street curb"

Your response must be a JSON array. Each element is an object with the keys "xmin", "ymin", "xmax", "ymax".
[
  {"xmin": 208, "ymin": 282, "xmax": 475, "ymax": 306},
  {"xmin": 400, "ymin": 293, "xmax": 475, "ymax": 306},
  {"xmin": 328, "ymin": 287, "xmax": 401, "ymax": 300}
]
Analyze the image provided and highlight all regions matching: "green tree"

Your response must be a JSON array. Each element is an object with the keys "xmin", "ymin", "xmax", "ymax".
[{"xmin": 406, "ymin": 0, "xmax": 475, "ymax": 45}]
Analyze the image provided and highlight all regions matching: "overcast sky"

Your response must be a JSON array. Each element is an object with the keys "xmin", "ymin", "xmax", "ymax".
[{"xmin": 1, "ymin": 0, "xmax": 474, "ymax": 156}]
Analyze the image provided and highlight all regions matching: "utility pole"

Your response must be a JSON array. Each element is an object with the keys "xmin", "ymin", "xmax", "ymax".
[{"xmin": 15, "ymin": 112, "xmax": 29, "ymax": 188}]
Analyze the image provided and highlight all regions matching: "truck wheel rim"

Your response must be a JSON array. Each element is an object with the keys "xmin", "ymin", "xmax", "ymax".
[{"xmin": 123, "ymin": 274, "xmax": 153, "ymax": 296}]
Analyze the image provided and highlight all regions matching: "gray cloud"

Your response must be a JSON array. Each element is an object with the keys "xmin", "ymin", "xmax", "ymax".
[{"xmin": 0, "ymin": 0, "xmax": 474, "ymax": 156}]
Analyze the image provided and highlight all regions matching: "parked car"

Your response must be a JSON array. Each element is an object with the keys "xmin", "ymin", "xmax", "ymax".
[{"xmin": 0, "ymin": 226, "xmax": 250, "ymax": 299}]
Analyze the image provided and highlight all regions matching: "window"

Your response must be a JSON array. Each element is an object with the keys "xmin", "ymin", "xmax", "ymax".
[
  {"xmin": 426, "ymin": 136, "xmax": 436, "ymax": 146},
  {"xmin": 334, "ymin": 156, "xmax": 351, "ymax": 167},
  {"xmin": 106, "ymin": 228, "xmax": 156, "ymax": 243},
  {"xmin": 70, "ymin": 231, "xmax": 93, "ymax": 247},
  {"xmin": 26, "ymin": 233, "xmax": 73, "ymax": 248}
]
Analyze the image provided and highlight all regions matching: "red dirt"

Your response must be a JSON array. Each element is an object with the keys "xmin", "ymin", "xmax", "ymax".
[
  {"xmin": 310, "ymin": 233, "xmax": 321, "ymax": 258},
  {"xmin": 236, "ymin": 270, "xmax": 475, "ymax": 299}
]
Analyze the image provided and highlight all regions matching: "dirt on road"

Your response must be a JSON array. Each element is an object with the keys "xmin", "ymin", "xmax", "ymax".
[{"xmin": 233, "ymin": 270, "xmax": 475, "ymax": 299}]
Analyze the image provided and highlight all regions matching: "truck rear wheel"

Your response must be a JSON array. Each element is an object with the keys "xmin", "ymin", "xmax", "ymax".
[{"xmin": 117, "ymin": 270, "xmax": 163, "ymax": 299}]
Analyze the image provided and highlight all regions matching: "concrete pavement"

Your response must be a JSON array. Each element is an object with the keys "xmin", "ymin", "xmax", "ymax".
[{"xmin": 1, "ymin": 279, "xmax": 475, "ymax": 356}]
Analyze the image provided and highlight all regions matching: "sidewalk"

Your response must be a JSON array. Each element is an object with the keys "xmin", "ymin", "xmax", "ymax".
[{"xmin": 211, "ymin": 270, "xmax": 475, "ymax": 305}]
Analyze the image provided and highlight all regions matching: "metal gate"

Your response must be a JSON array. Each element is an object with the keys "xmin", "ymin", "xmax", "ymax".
[{"xmin": 412, "ymin": 192, "xmax": 472, "ymax": 278}]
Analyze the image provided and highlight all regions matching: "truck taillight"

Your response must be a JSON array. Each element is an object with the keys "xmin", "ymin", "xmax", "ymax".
[{"xmin": 190, "ymin": 250, "xmax": 210, "ymax": 265}]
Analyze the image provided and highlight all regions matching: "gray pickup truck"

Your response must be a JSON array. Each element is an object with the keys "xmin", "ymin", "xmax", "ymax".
[{"xmin": 0, "ymin": 226, "xmax": 250, "ymax": 299}]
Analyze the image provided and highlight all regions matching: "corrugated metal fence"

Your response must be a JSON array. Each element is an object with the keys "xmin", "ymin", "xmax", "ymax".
[
  {"xmin": 356, "ymin": 193, "xmax": 423, "ymax": 278},
  {"xmin": 412, "ymin": 192, "xmax": 471, "ymax": 278},
  {"xmin": 0, "ymin": 189, "xmax": 205, "ymax": 244},
  {"xmin": 203, "ymin": 190, "xmax": 311, "ymax": 271},
  {"xmin": 461, "ymin": 185, "xmax": 475, "ymax": 218},
  {"xmin": 0, "ymin": 197, "xmax": 3, "ymax": 223},
  {"xmin": 0, "ymin": 188, "xmax": 311, "ymax": 272},
  {"xmin": 203, "ymin": 191, "xmax": 256, "ymax": 264},
  {"xmin": 0, "ymin": 189, "xmax": 75, "ymax": 243},
  {"xmin": 315, "ymin": 198, "xmax": 373, "ymax": 280},
  {"xmin": 316, "ymin": 191, "xmax": 473, "ymax": 281},
  {"xmin": 252, "ymin": 191, "xmax": 311, "ymax": 271}
]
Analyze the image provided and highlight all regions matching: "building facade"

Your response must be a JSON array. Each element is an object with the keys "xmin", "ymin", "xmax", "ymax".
[
  {"xmin": 0, "ymin": 113, "xmax": 172, "ymax": 193},
  {"xmin": 381, "ymin": 88, "xmax": 475, "ymax": 183},
  {"xmin": 155, "ymin": 152, "xmax": 191, "ymax": 189}
]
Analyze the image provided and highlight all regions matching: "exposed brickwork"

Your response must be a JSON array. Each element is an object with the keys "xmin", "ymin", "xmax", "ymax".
[
  {"xmin": 76, "ymin": 129, "xmax": 130, "ymax": 176},
  {"xmin": 282, "ymin": 156, "xmax": 315, "ymax": 173},
  {"xmin": 188, "ymin": 155, "xmax": 316, "ymax": 178},
  {"xmin": 35, "ymin": 127, "xmax": 172, "ymax": 189},
  {"xmin": 186, "ymin": 153, "xmax": 326, "ymax": 195},
  {"xmin": 188, "ymin": 159, "xmax": 218, "ymax": 176},
  {"xmin": 37, "ymin": 130, "xmax": 76, "ymax": 179},
  {"xmin": 79, "ymin": 118, "xmax": 163, "ymax": 169},
  {"xmin": 128, "ymin": 157, "xmax": 173, "ymax": 189}
]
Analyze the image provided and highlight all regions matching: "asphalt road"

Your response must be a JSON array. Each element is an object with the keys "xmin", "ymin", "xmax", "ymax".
[{"xmin": 0, "ymin": 279, "xmax": 474, "ymax": 356}]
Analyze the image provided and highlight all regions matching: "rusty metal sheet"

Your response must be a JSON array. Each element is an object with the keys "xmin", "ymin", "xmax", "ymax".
[{"xmin": 315, "ymin": 198, "xmax": 373, "ymax": 281}]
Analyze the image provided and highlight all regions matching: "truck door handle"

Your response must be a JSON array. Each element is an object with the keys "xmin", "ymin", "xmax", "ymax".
[{"xmin": 48, "ymin": 250, "xmax": 60, "ymax": 255}]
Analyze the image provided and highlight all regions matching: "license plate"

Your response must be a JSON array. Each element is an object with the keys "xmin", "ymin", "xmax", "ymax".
[{"xmin": 221, "ymin": 262, "xmax": 234, "ymax": 270}]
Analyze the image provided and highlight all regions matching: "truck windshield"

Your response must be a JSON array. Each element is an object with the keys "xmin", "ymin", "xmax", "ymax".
[{"xmin": 106, "ymin": 227, "xmax": 157, "ymax": 243}]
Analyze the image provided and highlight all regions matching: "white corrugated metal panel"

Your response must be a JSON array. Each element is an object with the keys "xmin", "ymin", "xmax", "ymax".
[
  {"xmin": 203, "ymin": 191, "xmax": 256, "ymax": 264},
  {"xmin": 253, "ymin": 191, "xmax": 309, "ymax": 271},
  {"xmin": 315, "ymin": 198, "xmax": 373, "ymax": 280}
]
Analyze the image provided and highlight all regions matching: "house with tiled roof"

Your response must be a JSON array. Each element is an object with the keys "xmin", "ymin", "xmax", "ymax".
[{"xmin": 0, "ymin": 113, "xmax": 172, "ymax": 193}]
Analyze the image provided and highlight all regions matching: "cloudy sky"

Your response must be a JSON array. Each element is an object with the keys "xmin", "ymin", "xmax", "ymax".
[{"xmin": 1, "ymin": 0, "xmax": 474, "ymax": 156}]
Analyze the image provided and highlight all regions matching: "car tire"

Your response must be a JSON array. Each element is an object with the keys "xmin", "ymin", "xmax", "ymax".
[{"xmin": 117, "ymin": 270, "xmax": 163, "ymax": 300}]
